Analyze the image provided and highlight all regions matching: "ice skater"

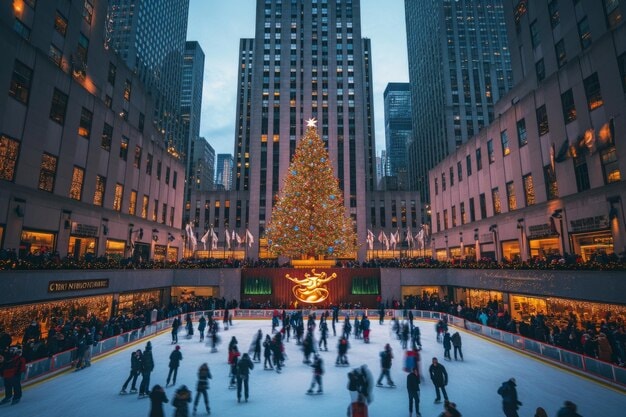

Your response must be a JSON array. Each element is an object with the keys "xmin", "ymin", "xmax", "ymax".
[
  {"xmin": 193, "ymin": 363, "xmax": 212, "ymax": 415},
  {"xmin": 263, "ymin": 334, "xmax": 273, "ymax": 369},
  {"xmin": 336, "ymin": 336, "xmax": 350, "ymax": 366},
  {"xmin": 307, "ymin": 354, "xmax": 324, "ymax": 394},
  {"xmin": 166, "ymin": 345, "xmax": 183, "ymax": 387},
  {"xmin": 498, "ymin": 377, "xmax": 522, "ymax": 417},
  {"xmin": 138, "ymin": 341, "xmax": 155, "ymax": 398},
  {"xmin": 120, "ymin": 349, "xmax": 142, "ymax": 394},
  {"xmin": 252, "ymin": 329, "xmax": 263, "ymax": 362},
  {"xmin": 236, "ymin": 353, "xmax": 254, "ymax": 403},
  {"xmin": 197, "ymin": 315, "xmax": 207, "ymax": 342},
  {"xmin": 227, "ymin": 339, "xmax": 240, "ymax": 389},
  {"xmin": 443, "ymin": 330, "xmax": 452, "ymax": 360},
  {"xmin": 148, "ymin": 384, "xmax": 168, "ymax": 417},
  {"xmin": 319, "ymin": 319, "xmax": 329, "ymax": 351},
  {"xmin": 451, "ymin": 332, "xmax": 463, "ymax": 361},
  {"xmin": 172, "ymin": 316, "xmax": 181, "ymax": 344},
  {"xmin": 302, "ymin": 329, "xmax": 316, "ymax": 364},
  {"xmin": 185, "ymin": 314, "xmax": 194, "ymax": 339},
  {"xmin": 361, "ymin": 315, "xmax": 371, "ymax": 343},
  {"xmin": 376, "ymin": 344, "xmax": 395, "ymax": 387},
  {"xmin": 172, "ymin": 385, "xmax": 192, "ymax": 417},
  {"xmin": 407, "ymin": 367, "xmax": 421, "ymax": 417},
  {"xmin": 428, "ymin": 357, "xmax": 448, "ymax": 404}
]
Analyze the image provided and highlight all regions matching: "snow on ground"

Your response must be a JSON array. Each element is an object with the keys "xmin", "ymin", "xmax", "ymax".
[{"xmin": 2, "ymin": 317, "xmax": 624, "ymax": 417}]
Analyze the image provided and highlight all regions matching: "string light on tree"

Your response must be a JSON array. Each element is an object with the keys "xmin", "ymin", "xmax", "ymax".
[{"xmin": 265, "ymin": 123, "xmax": 357, "ymax": 259}]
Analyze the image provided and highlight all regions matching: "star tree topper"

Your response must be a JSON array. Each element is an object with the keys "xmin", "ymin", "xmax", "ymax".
[{"xmin": 306, "ymin": 118, "xmax": 317, "ymax": 128}]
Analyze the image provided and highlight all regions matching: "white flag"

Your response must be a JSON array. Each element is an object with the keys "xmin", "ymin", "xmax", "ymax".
[
  {"xmin": 225, "ymin": 228, "xmax": 231, "ymax": 250},
  {"xmin": 200, "ymin": 228, "xmax": 210, "ymax": 250},
  {"xmin": 416, "ymin": 229, "xmax": 425, "ymax": 249},
  {"xmin": 406, "ymin": 229, "xmax": 414, "ymax": 248},
  {"xmin": 211, "ymin": 228, "xmax": 218, "ymax": 250},
  {"xmin": 382, "ymin": 231, "xmax": 389, "ymax": 251},
  {"xmin": 246, "ymin": 229, "xmax": 254, "ymax": 247},
  {"xmin": 231, "ymin": 229, "xmax": 237, "ymax": 242},
  {"xmin": 366, "ymin": 229, "xmax": 374, "ymax": 250},
  {"xmin": 236, "ymin": 232, "xmax": 243, "ymax": 247},
  {"xmin": 377, "ymin": 230, "xmax": 384, "ymax": 243},
  {"xmin": 189, "ymin": 225, "xmax": 197, "ymax": 251},
  {"xmin": 390, "ymin": 231, "xmax": 397, "ymax": 250}
]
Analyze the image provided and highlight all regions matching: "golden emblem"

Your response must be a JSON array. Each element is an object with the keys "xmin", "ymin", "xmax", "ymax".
[{"xmin": 285, "ymin": 268, "xmax": 337, "ymax": 303}]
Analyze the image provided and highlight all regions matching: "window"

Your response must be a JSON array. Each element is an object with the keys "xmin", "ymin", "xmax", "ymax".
[
  {"xmin": 113, "ymin": 184, "xmax": 123, "ymax": 211},
  {"xmin": 443, "ymin": 209, "xmax": 448, "ymax": 230},
  {"xmin": 466, "ymin": 155, "xmax": 472, "ymax": 176},
  {"xmin": 14, "ymin": 19, "xmax": 30, "ymax": 40},
  {"xmin": 578, "ymin": 17, "xmax": 592, "ymax": 49},
  {"xmin": 38, "ymin": 153, "xmax": 57, "ymax": 192},
  {"xmin": 101, "ymin": 123, "xmax": 113, "ymax": 151},
  {"xmin": 441, "ymin": 172, "xmax": 446, "ymax": 191},
  {"xmin": 449, "ymin": 166, "xmax": 454, "ymax": 186},
  {"xmin": 451, "ymin": 206, "xmax": 457, "ymax": 227},
  {"xmin": 165, "ymin": 167, "xmax": 171, "ymax": 185},
  {"xmin": 156, "ymin": 161, "xmax": 162, "ymax": 180},
  {"xmin": 457, "ymin": 161, "xmax": 463, "ymax": 182},
  {"xmin": 583, "ymin": 73, "xmax": 603, "ymax": 111},
  {"xmin": 517, "ymin": 119, "xmax": 527, "ymax": 147},
  {"xmin": 573, "ymin": 154, "xmax": 590, "ymax": 192},
  {"xmin": 603, "ymin": 0, "xmax": 622, "ymax": 28},
  {"xmin": 555, "ymin": 39, "xmax": 567, "ymax": 68},
  {"xmin": 162, "ymin": 203, "xmax": 167, "ymax": 224},
  {"xmin": 123, "ymin": 79, "xmax": 132, "ymax": 101},
  {"xmin": 107, "ymin": 63, "xmax": 116, "ymax": 85},
  {"xmin": 476, "ymin": 148, "xmax": 482, "ymax": 170},
  {"xmin": 93, "ymin": 175, "xmax": 106, "ymax": 206},
  {"xmin": 492, "ymin": 187, "xmax": 502, "ymax": 215},
  {"xmin": 49, "ymin": 44, "xmax": 63, "ymax": 67},
  {"xmin": 479, "ymin": 193, "xmax": 487, "ymax": 219},
  {"xmin": 105, "ymin": 95, "xmax": 112, "ymax": 109},
  {"xmin": 544, "ymin": 164, "xmax": 559, "ymax": 200},
  {"xmin": 152, "ymin": 199, "xmax": 158, "ymax": 222},
  {"xmin": 522, "ymin": 174, "xmax": 535, "ymax": 206},
  {"xmin": 536, "ymin": 105, "xmax": 549, "ymax": 136},
  {"xmin": 146, "ymin": 153, "xmax": 153, "ymax": 175},
  {"xmin": 128, "ymin": 190, "xmax": 137, "ymax": 216},
  {"xmin": 530, "ymin": 20, "xmax": 540, "ymax": 48},
  {"xmin": 138, "ymin": 113, "xmax": 145, "ymax": 133},
  {"xmin": 120, "ymin": 136, "xmax": 128, "ymax": 161},
  {"xmin": 506, "ymin": 181, "xmax": 517, "ymax": 211},
  {"xmin": 619, "ymin": 52, "xmax": 626, "ymax": 93},
  {"xmin": 76, "ymin": 33, "xmax": 89, "ymax": 64},
  {"xmin": 460, "ymin": 202, "xmax": 466, "ymax": 225},
  {"xmin": 173, "ymin": 171, "xmax": 178, "ymax": 189},
  {"xmin": 54, "ymin": 12, "xmax": 68, "ymax": 36},
  {"xmin": 83, "ymin": 1, "xmax": 94, "ymax": 24},
  {"xmin": 78, "ymin": 107, "xmax": 93, "ymax": 138},
  {"xmin": 69, "ymin": 166, "xmax": 84, "ymax": 200},
  {"xmin": 548, "ymin": 0, "xmax": 560, "ymax": 28},
  {"xmin": 9, "ymin": 60, "xmax": 33, "ymax": 104},
  {"xmin": 434, "ymin": 178, "xmax": 439, "ymax": 195},
  {"xmin": 0, "ymin": 135, "xmax": 20, "ymax": 181},
  {"xmin": 469, "ymin": 197, "xmax": 476, "ymax": 222},
  {"xmin": 134, "ymin": 146, "xmax": 141, "ymax": 168},
  {"xmin": 561, "ymin": 89, "xmax": 577, "ymax": 124},
  {"xmin": 599, "ymin": 124, "xmax": 620, "ymax": 183},
  {"xmin": 535, "ymin": 59, "xmax": 545, "ymax": 82},
  {"xmin": 50, "ymin": 88, "xmax": 68, "ymax": 125},
  {"xmin": 141, "ymin": 195, "xmax": 149, "ymax": 219}
]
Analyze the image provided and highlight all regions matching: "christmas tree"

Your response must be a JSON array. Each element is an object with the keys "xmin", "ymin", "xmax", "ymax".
[{"xmin": 266, "ymin": 120, "xmax": 357, "ymax": 259}]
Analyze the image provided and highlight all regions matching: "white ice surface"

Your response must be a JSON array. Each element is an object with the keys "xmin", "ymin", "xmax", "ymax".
[{"xmin": 2, "ymin": 318, "xmax": 624, "ymax": 417}]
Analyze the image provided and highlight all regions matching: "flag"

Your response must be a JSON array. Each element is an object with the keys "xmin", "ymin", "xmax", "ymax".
[
  {"xmin": 189, "ymin": 224, "xmax": 197, "ymax": 251},
  {"xmin": 367, "ymin": 229, "xmax": 374, "ymax": 251},
  {"xmin": 382, "ymin": 231, "xmax": 389, "ymax": 251},
  {"xmin": 211, "ymin": 228, "xmax": 219, "ymax": 250},
  {"xmin": 246, "ymin": 229, "xmax": 254, "ymax": 247},
  {"xmin": 406, "ymin": 228, "xmax": 414, "ymax": 248},
  {"xmin": 225, "ymin": 228, "xmax": 231, "ymax": 250},
  {"xmin": 231, "ymin": 229, "xmax": 237, "ymax": 242},
  {"xmin": 389, "ymin": 231, "xmax": 397, "ymax": 250},
  {"xmin": 377, "ymin": 230, "xmax": 384, "ymax": 243},
  {"xmin": 236, "ymin": 232, "xmax": 243, "ymax": 247},
  {"xmin": 416, "ymin": 229, "xmax": 424, "ymax": 249},
  {"xmin": 200, "ymin": 228, "xmax": 210, "ymax": 250}
]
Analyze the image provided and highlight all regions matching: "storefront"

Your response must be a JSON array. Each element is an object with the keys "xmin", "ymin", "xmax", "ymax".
[
  {"xmin": 171, "ymin": 286, "xmax": 220, "ymax": 304},
  {"xmin": 510, "ymin": 294, "xmax": 547, "ymax": 322},
  {"xmin": 154, "ymin": 244, "xmax": 180, "ymax": 262},
  {"xmin": 501, "ymin": 239, "xmax": 521, "ymax": 262},
  {"xmin": 20, "ymin": 229, "xmax": 56, "ymax": 257},
  {"xmin": 569, "ymin": 215, "xmax": 613, "ymax": 261},
  {"xmin": 401, "ymin": 285, "xmax": 441, "ymax": 299},
  {"xmin": 105, "ymin": 239, "xmax": 126, "ymax": 259},
  {"xmin": 117, "ymin": 289, "xmax": 163, "ymax": 314},
  {"xmin": 527, "ymin": 222, "xmax": 560, "ymax": 259},
  {"xmin": 68, "ymin": 222, "xmax": 99, "ymax": 258},
  {"xmin": 466, "ymin": 289, "xmax": 505, "ymax": 310}
]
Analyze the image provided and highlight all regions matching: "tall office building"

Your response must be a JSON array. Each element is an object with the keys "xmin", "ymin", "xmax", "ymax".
[
  {"xmin": 405, "ymin": 0, "xmax": 513, "ymax": 203},
  {"xmin": 383, "ymin": 83, "xmax": 412, "ymax": 191},
  {"xmin": 216, "ymin": 154, "xmax": 234, "ymax": 191},
  {"xmin": 239, "ymin": 0, "xmax": 376, "ymax": 259},
  {"xmin": 106, "ymin": 0, "xmax": 190, "ymax": 155},
  {"xmin": 190, "ymin": 137, "xmax": 215, "ymax": 193},
  {"xmin": 181, "ymin": 41, "xmax": 206, "ymax": 201}
]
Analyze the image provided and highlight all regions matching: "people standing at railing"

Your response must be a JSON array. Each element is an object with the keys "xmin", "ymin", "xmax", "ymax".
[
  {"xmin": 120, "ymin": 349, "xmax": 142, "ymax": 394},
  {"xmin": 138, "ymin": 341, "xmax": 155, "ymax": 398}
]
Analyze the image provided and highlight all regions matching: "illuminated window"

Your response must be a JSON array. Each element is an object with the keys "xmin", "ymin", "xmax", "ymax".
[
  {"xmin": 21, "ymin": 230, "xmax": 55, "ymax": 255},
  {"xmin": 522, "ymin": 174, "xmax": 535, "ymax": 206},
  {"xmin": 9, "ymin": 60, "xmax": 32, "ymax": 104},
  {"xmin": 78, "ymin": 107, "xmax": 92, "ymax": 138},
  {"xmin": 578, "ymin": 17, "xmax": 592, "ymax": 49},
  {"xmin": 561, "ymin": 89, "xmax": 577, "ymax": 124},
  {"xmin": 38, "ymin": 153, "xmax": 57, "ymax": 192},
  {"xmin": 583, "ymin": 73, "xmax": 603, "ymax": 111},
  {"xmin": 460, "ymin": 202, "xmax": 466, "ymax": 225},
  {"xmin": 134, "ymin": 146, "xmax": 141, "ymax": 168},
  {"xmin": 93, "ymin": 175, "xmax": 106, "ymax": 206},
  {"xmin": 544, "ymin": 165, "xmax": 559, "ymax": 200},
  {"xmin": 487, "ymin": 140, "xmax": 495, "ymax": 163},
  {"xmin": 50, "ymin": 88, "xmax": 68, "ymax": 125},
  {"xmin": 83, "ymin": 1, "xmax": 94, "ymax": 24},
  {"xmin": 129, "ymin": 190, "xmax": 137, "ymax": 215},
  {"xmin": 492, "ymin": 187, "xmax": 501, "ymax": 215},
  {"xmin": 49, "ymin": 44, "xmax": 62, "ymax": 67},
  {"xmin": 113, "ymin": 184, "xmax": 123, "ymax": 211},
  {"xmin": 120, "ymin": 136, "xmax": 128, "ymax": 161},
  {"xmin": 54, "ymin": 11, "xmax": 68, "ymax": 36},
  {"xmin": 536, "ymin": 105, "xmax": 549, "ymax": 136},
  {"xmin": 517, "ymin": 119, "xmax": 527, "ymax": 147},
  {"xmin": 501, "ymin": 130, "xmax": 510, "ymax": 156},
  {"xmin": 152, "ymin": 199, "xmax": 158, "ymax": 222},
  {"xmin": 0, "ymin": 135, "xmax": 20, "ymax": 181},
  {"xmin": 443, "ymin": 209, "xmax": 448, "ymax": 229},
  {"xmin": 603, "ymin": 0, "xmax": 622, "ymax": 28},
  {"xmin": 506, "ymin": 181, "xmax": 517, "ymax": 211},
  {"xmin": 123, "ymin": 79, "xmax": 132, "ymax": 101},
  {"xmin": 69, "ymin": 166, "xmax": 84, "ymax": 201},
  {"xmin": 451, "ymin": 205, "xmax": 457, "ymax": 227},
  {"xmin": 548, "ymin": 0, "xmax": 560, "ymax": 28},
  {"xmin": 141, "ymin": 195, "xmax": 149, "ymax": 219}
]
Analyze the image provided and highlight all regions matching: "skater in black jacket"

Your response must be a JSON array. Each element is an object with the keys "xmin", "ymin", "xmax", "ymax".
[
  {"xmin": 236, "ymin": 353, "xmax": 254, "ymax": 402},
  {"xmin": 148, "ymin": 384, "xmax": 168, "ymax": 417},
  {"xmin": 197, "ymin": 315, "xmax": 207, "ymax": 342},
  {"xmin": 263, "ymin": 334, "xmax": 273, "ymax": 369},
  {"xmin": 166, "ymin": 345, "xmax": 183, "ymax": 387},
  {"xmin": 193, "ymin": 363, "xmax": 212, "ymax": 415},
  {"xmin": 407, "ymin": 368, "xmax": 421, "ymax": 417},
  {"xmin": 252, "ymin": 329, "xmax": 262, "ymax": 362},
  {"xmin": 120, "ymin": 349, "xmax": 142, "ymax": 394},
  {"xmin": 172, "ymin": 385, "xmax": 192, "ymax": 417},
  {"xmin": 139, "ymin": 341, "xmax": 155, "ymax": 398},
  {"xmin": 172, "ymin": 317, "xmax": 181, "ymax": 344},
  {"xmin": 319, "ymin": 320, "xmax": 329, "ymax": 351},
  {"xmin": 336, "ymin": 336, "xmax": 350, "ymax": 365},
  {"xmin": 307, "ymin": 354, "xmax": 324, "ymax": 394}
]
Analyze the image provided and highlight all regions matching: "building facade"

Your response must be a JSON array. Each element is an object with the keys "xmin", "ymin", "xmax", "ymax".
[
  {"xmin": 383, "ymin": 82, "xmax": 412, "ymax": 191},
  {"xmin": 405, "ymin": 0, "xmax": 513, "ymax": 204},
  {"xmin": 1, "ymin": 0, "xmax": 185, "ymax": 261},
  {"xmin": 215, "ymin": 153, "xmax": 234, "ymax": 191},
  {"xmin": 106, "ymin": 0, "xmax": 190, "ymax": 156},
  {"xmin": 429, "ymin": 0, "xmax": 626, "ymax": 263}
]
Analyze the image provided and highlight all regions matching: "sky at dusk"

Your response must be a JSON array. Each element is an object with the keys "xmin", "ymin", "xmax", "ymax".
[{"xmin": 186, "ymin": 0, "xmax": 408, "ymax": 157}]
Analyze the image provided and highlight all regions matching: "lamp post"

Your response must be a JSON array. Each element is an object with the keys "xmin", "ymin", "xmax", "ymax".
[
  {"xmin": 474, "ymin": 228, "xmax": 480, "ymax": 260},
  {"xmin": 444, "ymin": 234, "xmax": 449, "ymax": 261},
  {"xmin": 551, "ymin": 209, "xmax": 565, "ymax": 256},
  {"xmin": 489, "ymin": 224, "xmax": 499, "ymax": 262},
  {"xmin": 517, "ymin": 218, "xmax": 526, "ymax": 262},
  {"xmin": 459, "ymin": 231, "xmax": 464, "ymax": 260}
]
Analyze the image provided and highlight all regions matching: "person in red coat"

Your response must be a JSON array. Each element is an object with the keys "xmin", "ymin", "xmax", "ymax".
[{"xmin": 1, "ymin": 346, "xmax": 27, "ymax": 405}]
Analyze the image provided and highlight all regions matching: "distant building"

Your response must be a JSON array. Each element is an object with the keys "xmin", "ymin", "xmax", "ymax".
[
  {"xmin": 216, "ymin": 154, "xmax": 234, "ymax": 191},
  {"xmin": 191, "ymin": 137, "xmax": 215, "ymax": 193},
  {"xmin": 383, "ymin": 83, "xmax": 412, "ymax": 191}
]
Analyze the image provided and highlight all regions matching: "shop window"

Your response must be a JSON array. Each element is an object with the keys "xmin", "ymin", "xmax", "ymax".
[
  {"xmin": 20, "ymin": 230, "xmax": 55, "ymax": 256},
  {"xmin": 93, "ymin": 175, "xmax": 106, "ymax": 206},
  {"xmin": 543, "ymin": 165, "xmax": 559, "ymax": 200},
  {"xmin": 113, "ymin": 183, "xmax": 123, "ymax": 211},
  {"xmin": 38, "ymin": 153, "xmax": 57, "ymax": 192},
  {"xmin": 78, "ymin": 107, "xmax": 93, "ymax": 138},
  {"xmin": 54, "ymin": 11, "xmax": 68, "ymax": 36},
  {"xmin": 583, "ymin": 73, "xmax": 603, "ymax": 111},
  {"xmin": 523, "ymin": 174, "xmax": 535, "ymax": 206},
  {"xmin": 0, "ymin": 135, "xmax": 20, "ymax": 181},
  {"xmin": 68, "ymin": 236, "xmax": 96, "ymax": 258},
  {"xmin": 578, "ymin": 17, "xmax": 592, "ymax": 49},
  {"xmin": 9, "ymin": 60, "xmax": 32, "ymax": 104},
  {"xmin": 561, "ymin": 89, "xmax": 576, "ymax": 124},
  {"xmin": 50, "ymin": 88, "xmax": 68, "ymax": 125},
  {"xmin": 536, "ymin": 105, "xmax": 549, "ymax": 136},
  {"xmin": 105, "ymin": 239, "xmax": 125, "ymax": 259},
  {"xmin": 69, "ymin": 166, "xmax": 84, "ymax": 201},
  {"xmin": 492, "ymin": 187, "xmax": 501, "ymax": 215},
  {"xmin": 555, "ymin": 39, "xmax": 566, "ymax": 68}
]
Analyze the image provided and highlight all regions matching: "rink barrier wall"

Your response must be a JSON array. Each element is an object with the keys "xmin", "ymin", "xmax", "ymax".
[{"xmin": 8, "ymin": 309, "xmax": 626, "ymax": 392}]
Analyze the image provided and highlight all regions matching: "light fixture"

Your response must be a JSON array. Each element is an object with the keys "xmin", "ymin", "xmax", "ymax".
[
  {"xmin": 489, "ymin": 224, "xmax": 498, "ymax": 232},
  {"xmin": 14, "ymin": 205, "xmax": 24, "ymax": 217},
  {"xmin": 551, "ymin": 209, "xmax": 563, "ymax": 219}
]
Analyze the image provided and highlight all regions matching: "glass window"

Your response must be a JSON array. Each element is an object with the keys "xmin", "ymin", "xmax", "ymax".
[
  {"xmin": 574, "ymin": 154, "xmax": 590, "ymax": 192},
  {"xmin": 530, "ymin": 20, "xmax": 540, "ymax": 48},
  {"xmin": 476, "ymin": 148, "xmax": 482, "ymax": 170},
  {"xmin": 457, "ymin": 161, "xmax": 463, "ymax": 182},
  {"xmin": 555, "ymin": 39, "xmax": 567, "ymax": 68},
  {"xmin": 49, "ymin": 88, "xmax": 68, "ymax": 124},
  {"xmin": 54, "ymin": 11, "xmax": 68, "ymax": 36},
  {"xmin": 583, "ymin": 72, "xmax": 603, "ymax": 111},
  {"xmin": 129, "ymin": 190, "xmax": 137, "ymax": 215},
  {"xmin": 442, "ymin": 172, "xmax": 446, "ymax": 191},
  {"xmin": 157, "ymin": 161, "xmax": 162, "ymax": 180},
  {"xmin": 108, "ymin": 63, "xmax": 116, "ymax": 85},
  {"xmin": 0, "ymin": 135, "xmax": 20, "ymax": 181},
  {"xmin": 49, "ymin": 44, "xmax": 63, "ymax": 67},
  {"xmin": 134, "ymin": 146, "xmax": 141, "ymax": 168},
  {"xmin": 548, "ymin": 0, "xmax": 560, "ymax": 28},
  {"xmin": 535, "ymin": 59, "xmax": 545, "ymax": 82},
  {"xmin": 469, "ymin": 197, "xmax": 476, "ymax": 222},
  {"xmin": 83, "ymin": 1, "xmax": 94, "ymax": 24},
  {"xmin": 165, "ymin": 167, "xmax": 170, "ymax": 185},
  {"xmin": 517, "ymin": 119, "xmax": 527, "ymax": 147},
  {"xmin": 38, "ymin": 153, "xmax": 57, "ymax": 192},
  {"xmin": 449, "ymin": 166, "xmax": 454, "ymax": 186},
  {"xmin": 619, "ymin": 52, "xmax": 626, "ymax": 94},
  {"xmin": 523, "ymin": 174, "xmax": 535, "ymax": 206},
  {"xmin": 434, "ymin": 178, "xmax": 439, "ymax": 195},
  {"xmin": 488, "ymin": 139, "xmax": 495, "ymax": 163},
  {"xmin": 69, "ymin": 166, "xmax": 84, "ymax": 201},
  {"xmin": 78, "ymin": 107, "xmax": 92, "ymax": 138},
  {"xmin": 466, "ymin": 155, "xmax": 472, "ymax": 176},
  {"xmin": 123, "ymin": 79, "xmax": 132, "ymax": 101},
  {"xmin": 502, "ymin": 129, "xmax": 511, "ymax": 156},
  {"xmin": 14, "ymin": 19, "xmax": 30, "ymax": 40},
  {"xmin": 603, "ymin": 0, "xmax": 623, "ymax": 28},
  {"xmin": 9, "ymin": 60, "xmax": 33, "ymax": 104},
  {"xmin": 120, "ymin": 136, "xmax": 128, "ymax": 161},
  {"xmin": 93, "ymin": 175, "xmax": 106, "ymax": 206},
  {"xmin": 492, "ymin": 188, "xmax": 501, "ymax": 215},
  {"xmin": 101, "ymin": 123, "xmax": 112, "ymax": 151},
  {"xmin": 561, "ymin": 89, "xmax": 577, "ymax": 124},
  {"xmin": 141, "ymin": 195, "xmax": 149, "ymax": 219},
  {"xmin": 20, "ymin": 230, "xmax": 55, "ymax": 256},
  {"xmin": 113, "ymin": 183, "xmax": 123, "ymax": 211},
  {"xmin": 76, "ymin": 33, "xmax": 89, "ymax": 65},
  {"xmin": 146, "ymin": 153, "xmax": 153, "ymax": 175},
  {"xmin": 173, "ymin": 171, "xmax": 178, "ymax": 189},
  {"xmin": 536, "ymin": 105, "xmax": 549, "ymax": 136},
  {"xmin": 544, "ymin": 164, "xmax": 559, "ymax": 200},
  {"xmin": 506, "ymin": 181, "xmax": 517, "ymax": 211},
  {"xmin": 578, "ymin": 17, "xmax": 592, "ymax": 49},
  {"xmin": 68, "ymin": 236, "xmax": 97, "ymax": 258}
]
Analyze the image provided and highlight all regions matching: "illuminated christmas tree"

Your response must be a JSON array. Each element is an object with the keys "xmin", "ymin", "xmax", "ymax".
[{"xmin": 266, "ymin": 119, "xmax": 357, "ymax": 259}]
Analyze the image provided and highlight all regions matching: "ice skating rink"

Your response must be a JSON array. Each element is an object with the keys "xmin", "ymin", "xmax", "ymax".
[{"xmin": 3, "ymin": 318, "xmax": 624, "ymax": 417}]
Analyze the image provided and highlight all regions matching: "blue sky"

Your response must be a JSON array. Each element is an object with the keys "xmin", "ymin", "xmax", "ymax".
[{"xmin": 186, "ymin": 0, "xmax": 408, "ymax": 157}]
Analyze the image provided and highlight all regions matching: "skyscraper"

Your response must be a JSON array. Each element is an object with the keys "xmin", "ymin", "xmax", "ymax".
[
  {"xmin": 181, "ymin": 41, "xmax": 206, "ymax": 200},
  {"xmin": 216, "ymin": 154, "xmax": 234, "ymax": 191},
  {"xmin": 190, "ymin": 137, "xmax": 215, "ymax": 193},
  {"xmin": 107, "ymin": 0, "xmax": 190, "ymax": 155},
  {"xmin": 240, "ymin": 0, "xmax": 376, "ymax": 259},
  {"xmin": 383, "ymin": 83, "xmax": 412, "ymax": 191},
  {"xmin": 405, "ymin": 0, "xmax": 513, "ymax": 203}
]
